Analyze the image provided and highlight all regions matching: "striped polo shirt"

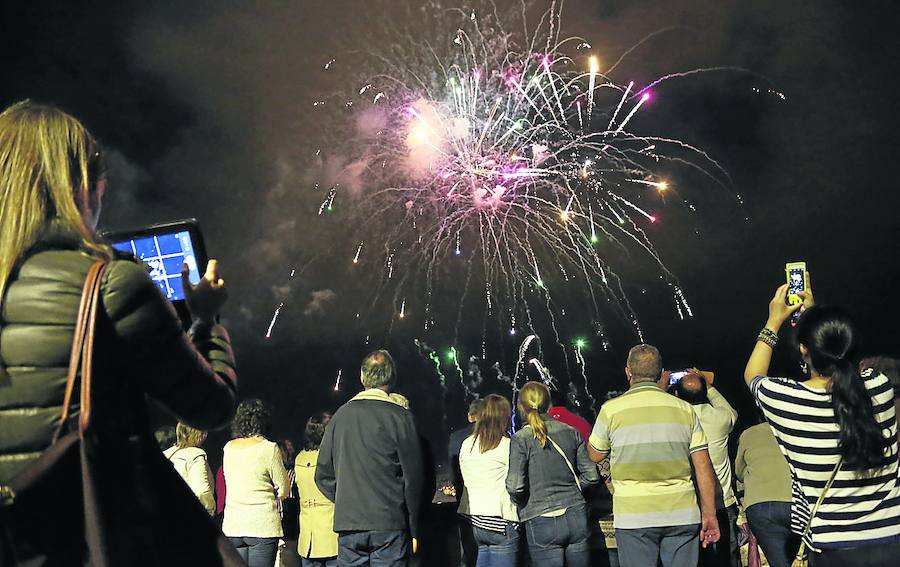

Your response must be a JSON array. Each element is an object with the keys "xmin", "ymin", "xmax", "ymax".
[
  {"xmin": 590, "ymin": 381, "xmax": 708, "ymax": 529},
  {"xmin": 751, "ymin": 370, "xmax": 900, "ymax": 551}
]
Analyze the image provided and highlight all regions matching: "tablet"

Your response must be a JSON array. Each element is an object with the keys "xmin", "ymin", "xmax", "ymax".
[{"xmin": 105, "ymin": 219, "xmax": 208, "ymax": 302}]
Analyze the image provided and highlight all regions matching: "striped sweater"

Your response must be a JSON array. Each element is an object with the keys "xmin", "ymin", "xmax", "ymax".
[{"xmin": 751, "ymin": 370, "xmax": 900, "ymax": 551}]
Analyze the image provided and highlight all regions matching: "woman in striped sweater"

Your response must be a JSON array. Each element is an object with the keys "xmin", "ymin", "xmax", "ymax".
[{"xmin": 744, "ymin": 282, "xmax": 900, "ymax": 566}]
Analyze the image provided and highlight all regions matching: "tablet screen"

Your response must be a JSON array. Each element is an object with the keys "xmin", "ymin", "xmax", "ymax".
[{"xmin": 111, "ymin": 230, "xmax": 201, "ymax": 301}]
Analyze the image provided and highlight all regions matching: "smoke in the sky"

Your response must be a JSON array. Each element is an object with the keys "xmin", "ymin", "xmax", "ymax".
[{"xmin": 304, "ymin": 289, "xmax": 337, "ymax": 317}]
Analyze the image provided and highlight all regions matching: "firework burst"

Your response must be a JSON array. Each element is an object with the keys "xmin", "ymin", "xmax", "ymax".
[{"xmin": 312, "ymin": 0, "xmax": 731, "ymax": 353}]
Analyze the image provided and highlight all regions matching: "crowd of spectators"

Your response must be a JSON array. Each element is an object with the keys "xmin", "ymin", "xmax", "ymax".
[{"xmin": 2, "ymin": 101, "xmax": 900, "ymax": 567}]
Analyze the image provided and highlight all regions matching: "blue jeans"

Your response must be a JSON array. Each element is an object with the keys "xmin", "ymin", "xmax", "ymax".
[
  {"xmin": 524, "ymin": 505, "xmax": 589, "ymax": 567},
  {"xmin": 746, "ymin": 501, "xmax": 799, "ymax": 567},
  {"xmin": 228, "ymin": 536, "xmax": 279, "ymax": 567},
  {"xmin": 338, "ymin": 530, "xmax": 409, "ymax": 567},
  {"xmin": 615, "ymin": 523, "xmax": 699, "ymax": 567},
  {"xmin": 810, "ymin": 539, "xmax": 900, "ymax": 567},
  {"xmin": 472, "ymin": 522, "xmax": 519, "ymax": 567},
  {"xmin": 699, "ymin": 505, "xmax": 740, "ymax": 567}
]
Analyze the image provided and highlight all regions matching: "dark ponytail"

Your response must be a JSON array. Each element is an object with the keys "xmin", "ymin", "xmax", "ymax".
[{"xmin": 797, "ymin": 306, "xmax": 890, "ymax": 470}]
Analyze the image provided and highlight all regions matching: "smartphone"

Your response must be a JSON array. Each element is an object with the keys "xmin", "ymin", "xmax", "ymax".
[
  {"xmin": 785, "ymin": 261, "xmax": 807, "ymax": 306},
  {"xmin": 104, "ymin": 219, "xmax": 208, "ymax": 303},
  {"xmin": 668, "ymin": 370, "xmax": 689, "ymax": 385},
  {"xmin": 668, "ymin": 369, "xmax": 714, "ymax": 385}
]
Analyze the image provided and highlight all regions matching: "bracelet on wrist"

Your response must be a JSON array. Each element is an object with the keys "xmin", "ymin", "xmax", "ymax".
[{"xmin": 757, "ymin": 327, "xmax": 778, "ymax": 348}]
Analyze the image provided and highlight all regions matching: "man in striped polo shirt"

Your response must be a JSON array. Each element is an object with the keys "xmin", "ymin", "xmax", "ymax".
[{"xmin": 588, "ymin": 344, "xmax": 720, "ymax": 567}]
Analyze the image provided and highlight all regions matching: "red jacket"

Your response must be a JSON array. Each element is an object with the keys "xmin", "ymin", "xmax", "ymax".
[{"xmin": 548, "ymin": 406, "xmax": 591, "ymax": 442}]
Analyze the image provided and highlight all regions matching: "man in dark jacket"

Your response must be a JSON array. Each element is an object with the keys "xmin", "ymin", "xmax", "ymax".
[{"xmin": 316, "ymin": 350, "xmax": 424, "ymax": 566}]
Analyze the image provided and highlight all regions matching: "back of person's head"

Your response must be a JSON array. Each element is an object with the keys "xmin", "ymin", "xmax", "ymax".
[
  {"xmin": 232, "ymin": 398, "xmax": 271, "ymax": 439},
  {"xmin": 549, "ymin": 385, "xmax": 567, "ymax": 407},
  {"xmin": 797, "ymin": 306, "xmax": 890, "ymax": 470},
  {"xmin": 518, "ymin": 381, "xmax": 551, "ymax": 448},
  {"xmin": 626, "ymin": 344, "xmax": 662, "ymax": 383},
  {"xmin": 302, "ymin": 412, "xmax": 332, "ymax": 451},
  {"xmin": 473, "ymin": 394, "xmax": 511, "ymax": 453},
  {"xmin": 860, "ymin": 356, "xmax": 900, "ymax": 396},
  {"xmin": 0, "ymin": 101, "xmax": 110, "ymax": 300},
  {"xmin": 360, "ymin": 349, "xmax": 396, "ymax": 390},
  {"xmin": 467, "ymin": 398, "xmax": 485, "ymax": 422},
  {"xmin": 175, "ymin": 423, "xmax": 207, "ymax": 448},
  {"xmin": 674, "ymin": 373, "xmax": 709, "ymax": 405},
  {"xmin": 154, "ymin": 425, "xmax": 176, "ymax": 451}
]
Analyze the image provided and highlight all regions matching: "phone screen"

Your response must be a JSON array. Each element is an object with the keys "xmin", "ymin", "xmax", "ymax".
[
  {"xmin": 111, "ymin": 230, "xmax": 200, "ymax": 301},
  {"xmin": 668, "ymin": 370, "xmax": 688, "ymax": 385},
  {"xmin": 786, "ymin": 262, "xmax": 807, "ymax": 305}
]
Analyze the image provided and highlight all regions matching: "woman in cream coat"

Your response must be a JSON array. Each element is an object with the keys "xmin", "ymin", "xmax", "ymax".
[{"xmin": 295, "ymin": 412, "xmax": 338, "ymax": 567}]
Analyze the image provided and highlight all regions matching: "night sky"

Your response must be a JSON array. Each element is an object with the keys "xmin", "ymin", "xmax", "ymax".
[{"xmin": 3, "ymin": 0, "xmax": 898, "ymax": 450}]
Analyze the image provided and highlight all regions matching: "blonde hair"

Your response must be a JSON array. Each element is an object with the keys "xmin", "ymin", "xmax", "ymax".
[
  {"xmin": 518, "ymin": 381, "xmax": 551, "ymax": 448},
  {"xmin": 0, "ymin": 101, "xmax": 111, "ymax": 302},
  {"xmin": 175, "ymin": 423, "xmax": 207, "ymax": 448}
]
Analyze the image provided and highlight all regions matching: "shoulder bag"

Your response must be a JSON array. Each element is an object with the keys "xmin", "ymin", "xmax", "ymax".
[
  {"xmin": 792, "ymin": 457, "xmax": 843, "ymax": 567},
  {"xmin": 0, "ymin": 261, "xmax": 243, "ymax": 566}
]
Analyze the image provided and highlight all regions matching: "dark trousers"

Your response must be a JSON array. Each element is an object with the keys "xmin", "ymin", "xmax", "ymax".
[
  {"xmin": 699, "ymin": 505, "xmax": 740, "ymax": 567},
  {"xmin": 338, "ymin": 530, "xmax": 409, "ymax": 567},
  {"xmin": 616, "ymin": 523, "xmax": 699, "ymax": 567},
  {"xmin": 746, "ymin": 501, "xmax": 799, "ymax": 567},
  {"xmin": 523, "ymin": 505, "xmax": 589, "ymax": 567},
  {"xmin": 458, "ymin": 516, "xmax": 478, "ymax": 567},
  {"xmin": 302, "ymin": 557, "xmax": 339, "ymax": 567},
  {"xmin": 809, "ymin": 539, "xmax": 900, "ymax": 567},
  {"xmin": 472, "ymin": 522, "xmax": 519, "ymax": 567},
  {"xmin": 228, "ymin": 536, "xmax": 279, "ymax": 567}
]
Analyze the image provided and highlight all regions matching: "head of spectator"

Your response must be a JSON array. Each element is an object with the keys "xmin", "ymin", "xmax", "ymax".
[
  {"xmin": 467, "ymin": 397, "xmax": 485, "ymax": 423},
  {"xmin": 673, "ymin": 372, "xmax": 709, "ymax": 405},
  {"xmin": 796, "ymin": 306, "xmax": 890, "ymax": 470},
  {"xmin": 359, "ymin": 349, "xmax": 396, "ymax": 392},
  {"xmin": 472, "ymin": 394, "xmax": 511, "ymax": 453},
  {"xmin": 301, "ymin": 412, "xmax": 332, "ymax": 452},
  {"xmin": 0, "ymin": 101, "xmax": 111, "ymax": 301},
  {"xmin": 231, "ymin": 398, "xmax": 271, "ymax": 440},
  {"xmin": 154, "ymin": 425, "xmax": 176, "ymax": 451},
  {"xmin": 860, "ymin": 356, "xmax": 900, "ymax": 392},
  {"xmin": 518, "ymin": 381, "xmax": 551, "ymax": 448},
  {"xmin": 175, "ymin": 422, "xmax": 207, "ymax": 449},
  {"xmin": 625, "ymin": 344, "xmax": 663, "ymax": 386},
  {"xmin": 278, "ymin": 438, "xmax": 296, "ymax": 468}
]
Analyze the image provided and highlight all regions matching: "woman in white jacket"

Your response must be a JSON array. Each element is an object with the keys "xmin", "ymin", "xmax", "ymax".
[
  {"xmin": 458, "ymin": 394, "xmax": 519, "ymax": 567},
  {"xmin": 164, "ymin": 423, "xmax": 215, "ymax": 515}
]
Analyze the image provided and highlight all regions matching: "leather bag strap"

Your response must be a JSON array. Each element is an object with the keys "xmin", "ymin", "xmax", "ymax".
[{"xmin": 54, "ymin": 260, "xmax": 107, "ymax": 441}]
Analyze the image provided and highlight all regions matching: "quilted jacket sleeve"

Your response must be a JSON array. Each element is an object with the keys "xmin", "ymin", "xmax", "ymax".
[{"xmin": 101, "ymin": 259, "xmax": 237, "ymax": 430}]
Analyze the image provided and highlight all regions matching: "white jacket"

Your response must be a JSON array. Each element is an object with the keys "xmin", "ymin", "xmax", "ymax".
[
  {"xmin": 163, "ymin": 445, "xmax": 215, "ymax": 515},
  {"xmin": 458, "ymin": 436, "xmax": 519, "ymax": 522}
]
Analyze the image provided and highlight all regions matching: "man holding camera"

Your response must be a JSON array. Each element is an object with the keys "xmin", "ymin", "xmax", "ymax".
[{"xmin": 587, "ymin": 344, "xmax": 720, "ymax": 567}]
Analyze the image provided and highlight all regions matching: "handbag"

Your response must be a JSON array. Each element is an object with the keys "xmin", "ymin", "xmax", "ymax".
[
  {"xmin": 0, "ymin": 261, "xmax": 243, "ymax": 566},
  {"xmin": 791, "ymin": 457, "xmax": 843, "ymax": 567}
]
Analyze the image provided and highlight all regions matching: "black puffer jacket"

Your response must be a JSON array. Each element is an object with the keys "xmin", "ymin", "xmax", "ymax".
[{"xmin": 0, "ymin": 224, "xmax": 237, "ymax": 482}]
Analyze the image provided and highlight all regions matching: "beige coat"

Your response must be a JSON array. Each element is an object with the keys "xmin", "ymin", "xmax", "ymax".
[{"xmin": 295, "ymin": 449, "xmax": 338, "ymax": 559}]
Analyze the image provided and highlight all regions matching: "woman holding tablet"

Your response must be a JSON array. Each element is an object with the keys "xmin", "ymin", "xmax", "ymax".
[{"xmin": 0, "ymin": 101, "xmax": 238, "ymax": 564}]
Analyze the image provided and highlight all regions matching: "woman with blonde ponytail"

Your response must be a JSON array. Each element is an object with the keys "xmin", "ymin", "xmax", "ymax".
[
  {"xmin": 0, "ymin": 101, "xmax": 238, "ymax": 564},
  {"xmin": 506, "ymin": 382, "xmax": 598, "ymax": 567}
]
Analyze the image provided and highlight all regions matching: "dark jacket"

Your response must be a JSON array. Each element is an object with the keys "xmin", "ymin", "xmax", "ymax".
[
  {"xmin": 315, "ymin": 389, "xmax": 424, "ymax": 537},
  {"xmin": 506, "ymin": 415, "xmax": 599, "ymax": 522},
  {"xmin": 448, "ymin": 423, "xmax": 474, "ymax": 501},
  {"xmin": 0, "ymin": 224, "xmax": 238, "ymax": 482}
]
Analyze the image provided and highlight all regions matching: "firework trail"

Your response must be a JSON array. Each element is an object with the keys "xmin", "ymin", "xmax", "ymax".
[{"xmin": 312, "ymin": 0, "xmax": 733, "ymax": 357}]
